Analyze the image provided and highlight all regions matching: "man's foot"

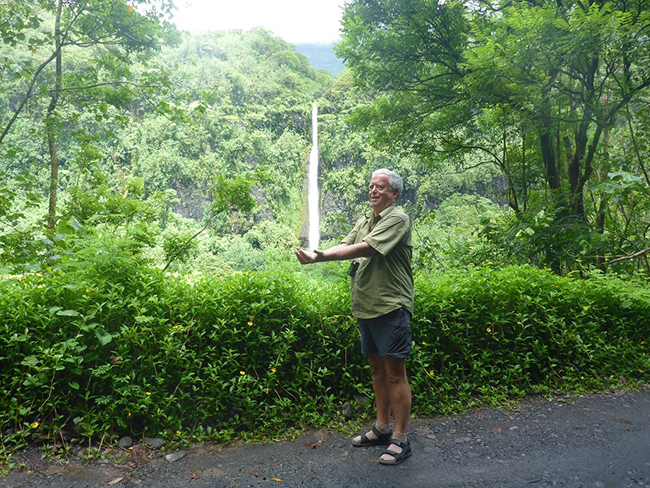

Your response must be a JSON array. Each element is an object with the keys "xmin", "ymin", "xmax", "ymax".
[
  {"xmin": 351, "ymin": 425, "xmax": 392, "ymax": 447},
  {"xmin": 379, "ymin": 439, "xmax": 412, "ymax": 465}
]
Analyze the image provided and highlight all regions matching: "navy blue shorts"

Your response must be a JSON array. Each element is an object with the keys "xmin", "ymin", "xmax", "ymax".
[{"xmin": 358, "ymin": 308, "xmax": 412, "ymax": 359}]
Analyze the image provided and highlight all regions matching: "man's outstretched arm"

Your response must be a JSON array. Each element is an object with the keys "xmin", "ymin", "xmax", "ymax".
[{"xmin": 295, "ymin": 242, "xmax": 377, "ymax": 265}]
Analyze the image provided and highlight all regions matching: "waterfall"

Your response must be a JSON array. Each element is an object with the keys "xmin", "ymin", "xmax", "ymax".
[{"xmin": 307, "ymin": 102, "xmax": 320, "ymax": 250}]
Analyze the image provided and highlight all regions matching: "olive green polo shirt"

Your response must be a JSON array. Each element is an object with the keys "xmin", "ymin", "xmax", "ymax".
[{"xmin": 342, "ymin": 204, "xmax": 414, "ymax": 319}]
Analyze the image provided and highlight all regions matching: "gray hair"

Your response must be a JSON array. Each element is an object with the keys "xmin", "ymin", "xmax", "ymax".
[{"xmin": 372, "ymin": 168, "xmax": 403, "ymax": 197}]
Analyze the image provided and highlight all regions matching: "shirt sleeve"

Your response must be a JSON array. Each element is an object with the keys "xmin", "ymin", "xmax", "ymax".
[{"xmin": 362, "ymin": 213, "xmax": 409, "ymax": 256}]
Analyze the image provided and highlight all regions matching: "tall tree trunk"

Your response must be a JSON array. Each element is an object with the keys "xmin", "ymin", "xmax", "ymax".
[
  {"xmin": 539, "ymin": 131, "xmax": 559, "ymax": 190},
  {"xmin": 46, "ymin": 0, "xmax": 63, "ymax": 231},
  {"xmin": 536, "ymin": 75, "xmax": 561, "ymax": 192},
  {"xmin": 574, "ymin": 124, "xmax": 603, "ymax": 216},
  {"xmin": 503, "ymin": 128, "xmax": 519, "ymax": 213},
  {"xmin": 568, "ymin": 56, "xmax": 600, "ymax": 217},
  {"xmin": 595, "ymin": 118, "xmax": 609, "ymax": 240},
  {"xmin": 46, "ymin": 128, "xmax": 59, "ymax": 231},
  {"xmin": 521, "ymin": 125, "xmax": 528, "ymax": 212}
]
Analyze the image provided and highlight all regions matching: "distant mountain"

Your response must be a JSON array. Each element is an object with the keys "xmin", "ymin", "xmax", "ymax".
[{"xmin": 294, "ymin": 43, "xmax": 345, "ymax": 77}]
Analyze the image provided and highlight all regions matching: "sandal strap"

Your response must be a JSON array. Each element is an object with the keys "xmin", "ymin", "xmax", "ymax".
[{"xmin": 388, "ymin": 439, "xmax": 408, "ymax": 448}]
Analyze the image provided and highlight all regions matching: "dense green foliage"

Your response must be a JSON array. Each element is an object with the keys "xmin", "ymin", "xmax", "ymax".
[
  {"xmin": 1, "ymin": 20, "xmax": 504, "ymax": 278},
  {"xmin": 1, "ymin": 258, "xmax": 648, "ymax": 449},
  {"xmin": 338, "ymin": 0, "xmax": 650, "ymax": 274}
]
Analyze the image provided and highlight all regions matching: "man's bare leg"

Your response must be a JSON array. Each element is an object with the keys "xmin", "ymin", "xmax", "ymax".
[
  {"xmin": 382, "ymin": 356, "xmax": 411, "ymax": 435},
  {"xmin": 352, "ymin": 354, "xmax": 411, "ymax": 451},
  {"xmin": 379, "ymin": 356, "xmax": 411, "ymax": 462},
  {"xmin": 369, "ymin": 354, "xmax": 393, "ymax": 425},
  {"xmin": 352, "ymin": 354, "xmax": 392, "ymax": 445}
]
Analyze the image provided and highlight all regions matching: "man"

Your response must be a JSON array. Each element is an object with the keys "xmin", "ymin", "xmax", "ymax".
[{"xmin": 295, "ymin": 168, "xmax": 414, "ymax": 465}]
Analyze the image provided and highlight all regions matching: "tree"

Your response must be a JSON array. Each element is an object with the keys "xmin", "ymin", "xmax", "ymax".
[
  {"xmin": 0, "ymin": 0, "xmax": 179, "ymax": 230},
  {"xmin": 337, "ymin": 0, "xmax": 650, "ymax": 271}
]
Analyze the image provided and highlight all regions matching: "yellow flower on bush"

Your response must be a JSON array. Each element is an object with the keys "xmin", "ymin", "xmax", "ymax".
[
  {"xmin": 31, "ymin": 422, "xmax": 39, "ymax": 429},
  {"xmin": 176, "ymin": 430, "xmax": 181, "ymax": 435},
  {"xmin": 428, "ymin": 370, "xmax": 435, "ymax": 377},
  {"xmin": 583, "ymin": 306, "xmax": 589, "ymax": 311},
  {"xmin": 271, "ymin": 367, "xmax": 276, "ymax": 373},
  {"xmin": 146, "ymin": 392, "xmax": 151, "ymax": 396},
  {"xmin": 486, "ymin": 327, "xmax": 492, "ymax": 333},
  {"xmin": 247, "ymin": 321, "xmax": 253, "ymax": 327},
  {"xmin": 240, "ymin": 371, "xmax": 245, "ymax": 375}
]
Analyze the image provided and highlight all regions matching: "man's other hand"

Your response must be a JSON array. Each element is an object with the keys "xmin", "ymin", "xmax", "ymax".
[{"xmin": 295, "ymin": 247, "xmax": 324, "ymax": 264}]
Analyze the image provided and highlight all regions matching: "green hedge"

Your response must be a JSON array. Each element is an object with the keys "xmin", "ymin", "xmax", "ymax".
[
  {"xmin": 1, "ymin": 262, "xmax": 648, "ymax": 449},
  {"xmin": 411, "ymin": 266, "xmax": 649, "ymax": 407}
]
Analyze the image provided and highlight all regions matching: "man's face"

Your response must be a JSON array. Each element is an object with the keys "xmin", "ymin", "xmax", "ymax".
[{"xmin": 368, "ymin": 173, "xmax": 398, "ymax": 215}]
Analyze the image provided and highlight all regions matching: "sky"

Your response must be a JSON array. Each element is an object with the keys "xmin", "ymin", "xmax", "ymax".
[{"xmin": 171, "ymin": 0, "xmax": 348, "ymax": 44}]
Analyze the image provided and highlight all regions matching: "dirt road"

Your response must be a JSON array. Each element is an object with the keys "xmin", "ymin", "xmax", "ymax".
[{"xmin": 2, "ymin": 388, "xmax": 649, "ymax": 487}]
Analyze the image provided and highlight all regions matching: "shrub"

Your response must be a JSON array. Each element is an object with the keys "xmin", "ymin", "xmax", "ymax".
[
  {"xmin": 410, "ymin": 265, "xmax": 650, "ymax": 411},
  {"xmin": 1, "ymin": 262, "xmax": 648, "ymax": 451}
]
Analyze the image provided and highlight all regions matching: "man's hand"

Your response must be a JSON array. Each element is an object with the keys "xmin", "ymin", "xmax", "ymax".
[{"xmin": 295, "ymin": 247, "xmax": 325, "ymax": 265}]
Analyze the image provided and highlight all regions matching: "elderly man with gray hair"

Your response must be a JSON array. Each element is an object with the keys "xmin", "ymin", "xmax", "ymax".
[{"xmin": 295, "ymin": 168, "xmax": 414, "ymax": 465}]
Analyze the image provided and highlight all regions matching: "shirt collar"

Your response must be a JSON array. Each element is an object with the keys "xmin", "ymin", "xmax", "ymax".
[{"xmin": 366, "ymin": 203, "xmax": 397, "ymax": 220}]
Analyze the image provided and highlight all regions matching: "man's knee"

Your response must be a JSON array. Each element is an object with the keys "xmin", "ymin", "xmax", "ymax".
[{"xmin": 382, "ymin": 357, "xmax": 407, "ymax": 384}]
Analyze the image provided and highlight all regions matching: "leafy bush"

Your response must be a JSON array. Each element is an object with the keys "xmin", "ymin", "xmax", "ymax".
[
  {"xmin": 476, "ymin": 191, "xmax": 601, "ymax": 274},
  {"xmin": 0, "ymin": 259, "xmax": 361, "ymax": 449},
  {"xmin": 213, "ymin": 235, "xmax": 267, "ymax": 271},
  {"xmin": 411, "ymin": 265, "xmax": 650, "ymax": 409},
  {"xmin": 1, "ymin": 261, "xmax": 648, "ymax": 453}
]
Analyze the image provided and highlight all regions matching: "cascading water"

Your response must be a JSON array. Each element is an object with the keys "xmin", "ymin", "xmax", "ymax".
[{"xmin": 307, "ymin": 102, "xmax": 320, "ymax": 250}]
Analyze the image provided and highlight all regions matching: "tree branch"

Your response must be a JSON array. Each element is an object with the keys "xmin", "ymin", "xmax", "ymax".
[
  {"xmin": 603, "ymin": 247, "xmax": 650, "ymax": 265},
  {"xmin": 162, "ymin": 213, "xmax": 216, "ymax": 272}
]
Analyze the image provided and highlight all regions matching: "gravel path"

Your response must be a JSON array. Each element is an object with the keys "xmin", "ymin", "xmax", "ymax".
[{"xmin": 2, "ymin": 388, "xmax": 649, "ymax": 487}]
